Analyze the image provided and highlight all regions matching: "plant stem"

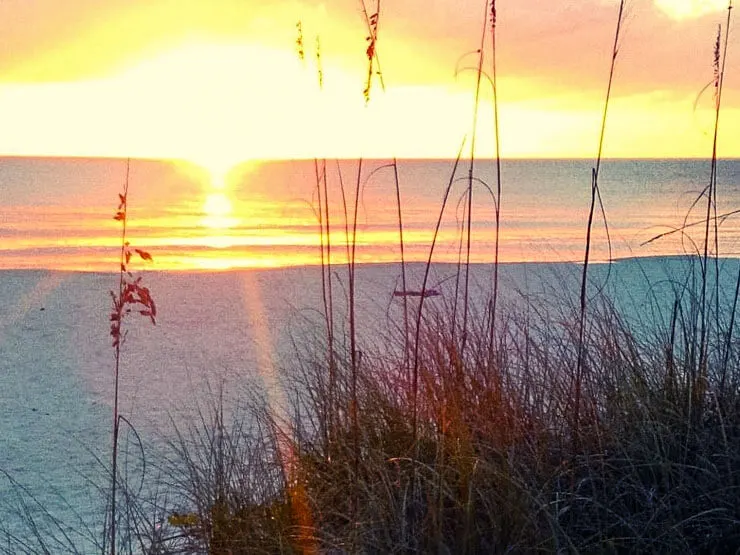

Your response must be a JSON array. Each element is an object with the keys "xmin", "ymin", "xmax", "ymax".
[
  {"xmin": 700, "ymin": 6, "xmax": 732, "ymax": 398},
  {"xmin": 575, "ymin": 0, "xmax": 624, "ymax": 440},
  {"xmin": 110, "ymin": 157, "xmax": 131, "ymax": 555},
  {"xmin": 489, "ymin": 0, "xmax": 502, "ymax": 354},
  {"xmin": 461, "ymin": 0, "xmax": 490, "ymax": 356}
]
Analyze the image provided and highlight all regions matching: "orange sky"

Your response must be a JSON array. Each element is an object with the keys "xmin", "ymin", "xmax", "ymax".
[{"xmin": 0, "ymin": 0, "xmax": 737, "ymax": 169}]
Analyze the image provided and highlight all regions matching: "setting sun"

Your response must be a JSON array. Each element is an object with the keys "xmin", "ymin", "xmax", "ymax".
[
  {"xmin": 0, "ymin": 0, "xmax": 739, "ymax": 273},
  {"xmin": 0, "ymin": 0, "xmax": 736, "ymax": 162},
  {"xmin": 202, "ymin": 192, "xmax": 235, "ymax": 229}
]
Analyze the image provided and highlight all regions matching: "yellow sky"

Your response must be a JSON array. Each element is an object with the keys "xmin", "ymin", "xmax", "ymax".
[{"xmin": 0, "ymin": 0, "xmax": 737, "ymax": 169}]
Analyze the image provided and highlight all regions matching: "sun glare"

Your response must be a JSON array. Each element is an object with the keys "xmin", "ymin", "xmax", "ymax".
[
  {"xmin": 202, "ymin": 192, "xmax": 238, "ymax": 230},
  {"xmin": 194, "ymin": 155, "xmax": 260, "ymax": 233},
  {"xmin": 199, "ymin": 156, "xmax": 237, "ymax": 191}
]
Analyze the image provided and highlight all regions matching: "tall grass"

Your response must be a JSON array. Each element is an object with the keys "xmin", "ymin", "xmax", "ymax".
[
  {"xmin": 488, "ymin": 0, "xmax": 503, "ymax": 353},
  {"xmin": 698, "ymin": 5, "xmax": 733, "ymax": 410},
  {"xmin": 107, "ymin": 158, "xmax": 156, "ymax": 555},
  {"xmin": 575, "ymin": 0, "xmax": 624, "ymax": 446},
  {"xmin": 150, "ymin": 261, "xmax": 740, "ymax": 552}
]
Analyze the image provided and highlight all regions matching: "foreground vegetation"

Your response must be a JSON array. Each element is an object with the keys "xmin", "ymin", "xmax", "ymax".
[
  {"xmin": 4, "ymin": 259, "xmax": 740, "ymax": 553},
  {"xmin": 138, "ymin": 265, "xmax": 739, "ymax": 553}
]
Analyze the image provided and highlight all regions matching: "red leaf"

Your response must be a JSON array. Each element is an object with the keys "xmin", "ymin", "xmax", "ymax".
[
  {"xmin": 135, "ymin": 249, "xmax": 153, "ymax": 262},
  {"xmin": 114, "ymin": 211, "xmax": 125, "ymax": 221}
]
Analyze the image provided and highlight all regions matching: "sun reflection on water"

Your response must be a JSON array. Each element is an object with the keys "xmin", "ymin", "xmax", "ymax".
[{"xmin": 202, "ymin": 192, "xmax": 237, "ymax": 230}]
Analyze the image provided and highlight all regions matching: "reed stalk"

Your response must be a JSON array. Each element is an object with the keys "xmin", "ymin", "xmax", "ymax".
[
  {"xmin": 460, "ymin": 0, "xmax": 491, "ymax": 356},
  {"xmin": 699, "ymin": 4, "xmax": 733, "ymax": 407},
  {"xmin": 107, "ymin": 159, "xmax": 156, "ymax": 554},
  {"xmin": 575, "ymin": 0, "xmax": 625, "ymax": 441},
  {"xmin": 488, "ymin": 0, "xmax": 503, "ymax": 352},
  {"xmin": 108, "ymin": 159, "xmax": 131, "ymax": 555}
]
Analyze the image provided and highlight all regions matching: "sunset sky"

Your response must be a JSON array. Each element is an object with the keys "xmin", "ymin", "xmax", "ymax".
[{"xmin": 0, "ymin": 0, "xmax": 736, "ymax": 170}]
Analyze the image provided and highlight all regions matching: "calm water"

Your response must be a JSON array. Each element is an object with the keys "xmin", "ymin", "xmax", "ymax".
[{"xmin": 3, "ymin": 157, "xmax": 740, "ymax": 270}]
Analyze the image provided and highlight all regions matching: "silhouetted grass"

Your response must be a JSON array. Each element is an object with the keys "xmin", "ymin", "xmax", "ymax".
[{"xmin": 145, "ymin": 270, "xmax": 740, "ymax": 553}]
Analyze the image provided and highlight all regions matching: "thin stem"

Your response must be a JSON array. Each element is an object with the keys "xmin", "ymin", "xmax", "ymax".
[
  {"xmin": 348, "ymin": 157, "xmax": 362, "ymax": 533},
  {"xmin": 110, "ymin": 157, "xmax": 131, "ymax": 555},
  {"xmin": 489, "ymin": 0, "xmax": 502, "ymax": 354},
  {"xmin": 575, "ymin": 0, "xmax": 624, "ymax": 439},
  {"xmin": 392, "ymin": 158, "xmax": 410, "ymax": 373},
  {"xmin": 314, "ymin": 158, "xmax": 334, "ymax": 450},
  {"xmin": 322, "ymin": 159, "xmax": 335, "ymax": 444},
  {"xmin": 413, "ymin": 142, "xmax": 466, "ymax": 438},
  {"xmin": 461, "ymin": 0, "xmax": 490, "ymax": 356},
  {"xmin": 700, "ymin": 7, "xmax": 732, "ymax": 391}
]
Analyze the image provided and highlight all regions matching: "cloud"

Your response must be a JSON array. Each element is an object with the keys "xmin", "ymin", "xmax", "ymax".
[{"xmin": 653, "ymin": 0, "xmax": 730, "ymax": 20}]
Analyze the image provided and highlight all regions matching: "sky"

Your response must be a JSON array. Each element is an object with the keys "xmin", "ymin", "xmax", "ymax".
[{"xmin": 0, "ymin": 0, "xmax": 737, "ymax": 170}]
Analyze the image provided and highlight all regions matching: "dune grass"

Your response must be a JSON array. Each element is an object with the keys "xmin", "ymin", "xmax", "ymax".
[{"xmin": 143, "ymin": 259, "xmax": 738, "ymax": 553}]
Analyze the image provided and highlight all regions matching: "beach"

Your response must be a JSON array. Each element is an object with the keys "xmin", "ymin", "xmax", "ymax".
[{"xmin": 3, "ymin": 255, "xmax": 739, "ymax": 551}]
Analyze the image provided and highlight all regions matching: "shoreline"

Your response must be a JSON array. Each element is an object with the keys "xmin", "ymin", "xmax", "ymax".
[{"xmin": 0, "ymin": 252, "xmax": 735, "ymax": 275}]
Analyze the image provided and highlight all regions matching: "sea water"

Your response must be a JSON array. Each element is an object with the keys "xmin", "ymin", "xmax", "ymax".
[{"xmin": 2, "ymin": 158, "xmax": 740, "ymax": 270}]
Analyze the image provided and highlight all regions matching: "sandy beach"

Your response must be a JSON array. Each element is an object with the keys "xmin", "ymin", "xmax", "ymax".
[{"xmin": 2, "ymin": 256, "xmax": 738, "ymax": 549}]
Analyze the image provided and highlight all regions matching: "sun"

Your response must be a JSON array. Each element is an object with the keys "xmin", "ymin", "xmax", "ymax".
[
  {"xmin": 203, "ymin": 192, "xmax": 233, "ymax": 225},
  {"xmin": 201, "ymin": 158, "xmax": 234, "ymax": 191},
  {"xmin": 197, "ymin": 157, "xmax": 246, "ymax": 231}
]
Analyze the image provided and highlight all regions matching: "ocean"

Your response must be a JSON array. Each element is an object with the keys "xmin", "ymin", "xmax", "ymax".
[
  {"xmin": 3, "ymin": 157, "xmax": 740, "ymax": 271},
  {"xmin": 2, "ymin": 157, "xmax": 740, "ymax": 551}
]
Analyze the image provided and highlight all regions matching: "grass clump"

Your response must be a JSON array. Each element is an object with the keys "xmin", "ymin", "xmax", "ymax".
[{"xmin": 157, "ymin": 274, "xmax": 740, "ymax": 553}]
